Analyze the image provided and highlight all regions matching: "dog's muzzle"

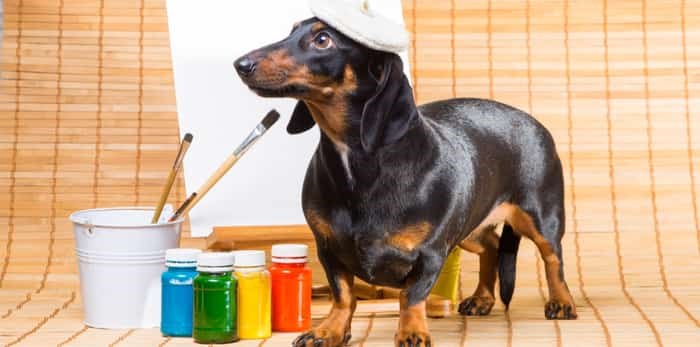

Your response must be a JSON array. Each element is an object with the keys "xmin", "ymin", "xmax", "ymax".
[{"xmin": 234, "ymin": 57, "xmax": 257, "ymax": 77}]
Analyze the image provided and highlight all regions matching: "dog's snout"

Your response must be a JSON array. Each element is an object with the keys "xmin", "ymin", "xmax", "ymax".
[{"xmin": 234, "ymin": 57, "xmax": 257, "ymax": 77}]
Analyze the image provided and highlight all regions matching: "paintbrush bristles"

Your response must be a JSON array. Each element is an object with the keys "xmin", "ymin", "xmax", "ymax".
[
  {"xmin": 169, "ymin": 192, "xmax": 197, "ymax": 222},
  {"xmin": 173, "ymin": 134, "xmax": 193, "ymax": 170},
  {"xmin": 261, "ymin": 109, "xmax": 280, "ymax": 130}
]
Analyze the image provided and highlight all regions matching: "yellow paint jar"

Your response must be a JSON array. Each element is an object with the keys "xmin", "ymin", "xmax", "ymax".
[
  {"xmin": 234, "ymin": 250, "xmax": 271, "ymax": 339},
  {"xmin": 430, "ymin": 247, "xmax": 461, "ymax": 303}
]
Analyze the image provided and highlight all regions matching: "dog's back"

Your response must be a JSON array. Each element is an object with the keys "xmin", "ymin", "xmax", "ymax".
[{"xmin": 420, "ymin": 97, "xmax": 563, "ymax": 201}]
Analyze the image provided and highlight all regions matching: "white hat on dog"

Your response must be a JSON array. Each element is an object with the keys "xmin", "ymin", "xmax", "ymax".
[{"xmin": 310, "ymin": 0, "xmax": 410, "ymax": 53}]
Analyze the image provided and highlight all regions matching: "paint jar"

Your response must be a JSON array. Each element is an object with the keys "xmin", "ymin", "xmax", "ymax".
[
  {"xmin": 161, "ymin": 248, "xmax": 202, "ymax": 337},
  {"xmin": 235, "ymin": 250, "xmax": 271, "ymax": 339},
  {"xmin": 270, "ymin": 244, "xmax": 312, "ymax": 332},
  {"xmin": 431, "ymin": 247, "xmax": 461, "ymax": 303},
  {"xmin": 193, "ymin": 252, "xmax": 238, "ymax": 344}
]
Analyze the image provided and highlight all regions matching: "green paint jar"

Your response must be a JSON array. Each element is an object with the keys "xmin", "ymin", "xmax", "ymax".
[{"xmin": 193, "ymin": 252, "xmax": 238, "ymax": 344}]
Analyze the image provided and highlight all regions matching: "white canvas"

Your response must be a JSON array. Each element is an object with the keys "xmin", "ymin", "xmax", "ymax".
[{"xmin": 166, "ymin": 0, "xmax": 411, "ymax": 237}]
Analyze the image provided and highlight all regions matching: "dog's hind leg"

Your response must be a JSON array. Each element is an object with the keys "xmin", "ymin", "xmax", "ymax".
[
  {"xmin": 506, "ymin": 203, "xmax": 577, "ymax": 320},
  {"xmin": 457, "ymin": 225, "xmax": 499, "ymax": 316}
]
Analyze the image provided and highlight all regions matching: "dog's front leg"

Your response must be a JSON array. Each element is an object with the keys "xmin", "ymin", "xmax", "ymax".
[
  {"xmin": 395, "ymin": 256, "xmax": 442, "ymax": 347},
  {"xmin": 293, "ymin": 251, "xmax": 355, "ymax": 347}
]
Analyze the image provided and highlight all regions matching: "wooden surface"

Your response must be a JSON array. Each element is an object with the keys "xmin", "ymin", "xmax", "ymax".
[{"xmin": 1, "ymin": 0, "xmax": 699, "ymax": 346}]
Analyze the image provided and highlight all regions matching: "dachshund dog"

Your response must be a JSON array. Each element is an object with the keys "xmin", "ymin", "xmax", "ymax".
[{"xmin": 235, "ymin": 18, "xmax": 577, "ymax": 347}]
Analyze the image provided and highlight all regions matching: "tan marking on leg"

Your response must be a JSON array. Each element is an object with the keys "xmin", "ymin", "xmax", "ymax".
[
  {"xmin": 502, "ymin": 206, "xmax": 568, "ymax": 299},
  {"xmin": 475, "ymin": 227, "xmax": 498, "ymax": 296},
  {"xmin": 459, "ymin": 226, "xmax": 498, "ymax": 315},
  {"xmin": 459, "ymin": 222, "xmax": 500, "ymax": 254},
  {"xmin": 386, "ymin": 221, "xmax": 432, "ymax": 251},
  {"xmin": 494, "ymin": 203, "xmax": 576, "ymax": 318},
  {"xmin": 395, "ymin": 291, "xmax": 431, "ymax": 347},
  {"xmin": 306, "ymin": 273, "xmax": 356, "ymax": 347},
  {"xmin": 459, "ymin": 239, "xmax": 484, "ymax": 254},
  {"xmin": 305, "ymin": 210, "xmax": 333, "ymax": 239}
]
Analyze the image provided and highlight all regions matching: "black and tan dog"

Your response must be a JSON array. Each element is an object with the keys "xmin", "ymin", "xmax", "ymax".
[{"xmin": 235, "ymin": 18, "xmax": 577, "ymax": 347}]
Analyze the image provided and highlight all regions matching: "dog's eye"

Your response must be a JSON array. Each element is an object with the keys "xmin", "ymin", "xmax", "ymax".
[{"xmin": 312, "ymin": 32, "xmax": 333, "ymax": 50}]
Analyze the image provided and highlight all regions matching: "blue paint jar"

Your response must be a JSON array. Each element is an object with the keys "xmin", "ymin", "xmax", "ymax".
[{"xmin": 161, "ymin": 248, "xmax": 202, "ymax": 337}]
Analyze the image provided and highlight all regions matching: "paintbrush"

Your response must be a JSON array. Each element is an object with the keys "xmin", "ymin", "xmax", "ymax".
[
  {"xmin": 168, "ymin": 193, "xmax": 197, "ymax": 222},
  {"xmin": 169, "ymin": 110, "xmax": 281, "ymax": 221},
  {"xmin": 151, "ymin": 133, "xmax": 193, "ymax": 223}
]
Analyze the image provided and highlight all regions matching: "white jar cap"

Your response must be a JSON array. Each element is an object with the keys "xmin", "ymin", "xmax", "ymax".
[
  {"xmin": 271, "ymin": 244, "xmax": 308, "ymax": 263},
  {"xmin": 197, "ymin": 252, "xmax": 235, "ymax": 272},
  {"xmin": 234, "ymin": 250, "xmax": 266, "ymax": 268},
  {"xmin": 166, "ymin": 248, "xmax": 202, "ymax": 267}
]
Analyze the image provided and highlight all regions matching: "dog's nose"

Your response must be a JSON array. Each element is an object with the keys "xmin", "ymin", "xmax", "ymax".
[{"xmin": 234, "ymin": 57, "xmax": 257, "ymax": 77}]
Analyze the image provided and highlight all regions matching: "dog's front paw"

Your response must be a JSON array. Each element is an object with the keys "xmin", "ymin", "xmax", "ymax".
[
  {"xmin": 458, "ymin": 295, "xmax": 495, "ymax": 316},
  {"xmin": 292, "ymin": 328, "xmax": 351, "ymax": 347},
  {"xmin": 395, "ymin": 328, "xmax": 431, "ymax": 347},
  {"xmin": 544, "ymin": 299, "xmax": 577, "ymax": 320}
]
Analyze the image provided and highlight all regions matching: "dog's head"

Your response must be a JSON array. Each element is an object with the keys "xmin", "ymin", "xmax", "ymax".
[{"xmin": 234, "ymin": 18, "xmax": 417, "ymax": 152}]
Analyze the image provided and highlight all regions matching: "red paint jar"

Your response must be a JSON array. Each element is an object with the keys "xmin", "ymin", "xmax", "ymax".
[{"xmin": 270, "ymin": 244, "xmax": 312, "ymax": 332}]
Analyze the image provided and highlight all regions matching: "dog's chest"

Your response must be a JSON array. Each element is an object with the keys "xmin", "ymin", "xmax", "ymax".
[
  {"xmin": 324, "ymin": 218, "xmax": 424, "ymax": 287},
  {"xmin": 334, "ymin": 143, "xmax": 354, "ymax": 187}
]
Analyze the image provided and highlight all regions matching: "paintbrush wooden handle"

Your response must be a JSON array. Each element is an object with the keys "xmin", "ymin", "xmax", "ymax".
[
  {"xmin": 180, "ymin": 153, "xmax": 242, "ymax": 217},
  {"xmin": 151, "ymin": 169, "xmax": 178, "ymax": 223},
  {"xmin": 152, "ymin": 134, "xmax": 192, "ymax": 223}
]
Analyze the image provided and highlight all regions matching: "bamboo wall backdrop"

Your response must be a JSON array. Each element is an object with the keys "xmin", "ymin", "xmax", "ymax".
[{"xmin": 0, "ymin": 0, "xmax": 698, "ymax": 346}]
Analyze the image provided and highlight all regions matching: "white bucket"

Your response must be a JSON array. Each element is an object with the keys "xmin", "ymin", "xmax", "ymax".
[{"xmin": 69, "ymin": 207, "xmax": 184, "ymax": 329}]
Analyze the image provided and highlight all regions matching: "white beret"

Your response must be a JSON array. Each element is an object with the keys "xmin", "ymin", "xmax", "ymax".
[{"xmin": 309, "ymin": 0, "xmax": 410, "ymax": 53}]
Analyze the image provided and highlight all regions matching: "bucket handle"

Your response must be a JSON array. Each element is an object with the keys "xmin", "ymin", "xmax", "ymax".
[{"xmin": 73, "ymin": 217, "xmax": 96, "ymax": 237}]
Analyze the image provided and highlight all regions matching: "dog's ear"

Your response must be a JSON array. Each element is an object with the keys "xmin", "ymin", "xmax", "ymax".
[
  {"xmin": 360, "ymin": 53, "xmax": 418, "ymax": 153},
  {"xmin": 287, "ymin": 101, "xmax": 316, "ymax": 134}
]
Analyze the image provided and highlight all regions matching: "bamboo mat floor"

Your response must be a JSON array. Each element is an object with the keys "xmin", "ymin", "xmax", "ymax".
[
  {"xmin": 2, "ymin": 0, "xmax": 700, "ymax": 345},
  {"xmin": 0, "ymin": 238, "xmax": 698, "ymax": 346}
]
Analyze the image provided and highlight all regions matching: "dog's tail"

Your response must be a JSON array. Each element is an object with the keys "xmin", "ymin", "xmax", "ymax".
[{"xmin": 497, "ymin": 223, "xmax": 521, "ymax": 309}]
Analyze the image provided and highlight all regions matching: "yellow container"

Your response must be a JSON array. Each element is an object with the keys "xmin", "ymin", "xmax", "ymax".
[
  {"xmin": 234, "ymin": 251, "xmax": 271, "ymax": 339},
  {"xmin": 430, "ymin": 248, "xmax": 461, "ymax": 303}
]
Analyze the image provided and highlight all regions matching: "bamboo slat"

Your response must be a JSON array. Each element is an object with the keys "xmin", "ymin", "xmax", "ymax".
[{"xmin": 1, "ymin": 0, "xmax": 699, "ymax": 346}]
